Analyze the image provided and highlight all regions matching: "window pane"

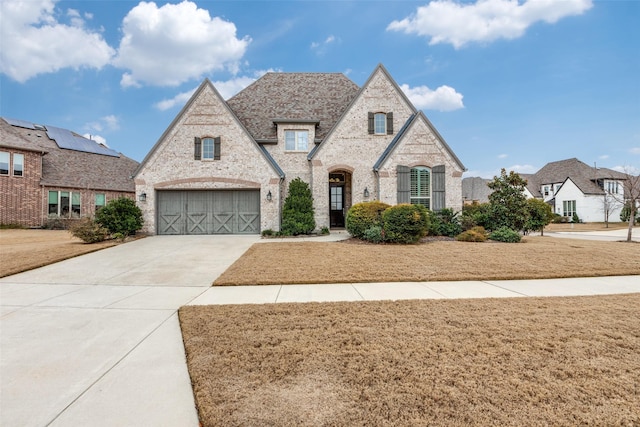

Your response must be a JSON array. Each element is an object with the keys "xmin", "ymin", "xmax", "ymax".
[
  {"xmin": 48, "ymin": 191, "xmax": 59, "ymax": 215},
  {"xmin": 285, "ymin": 131, "xmax": 296, "ymax": 150},
  {"xmin": 13, "ymin": 153, "xmax": 24, "ymax": 176},
  {"xmin": 61, "ymin": 192, "xmax": 70, "ymax": 217},
  {"xmin": 410, "ymin": 167, "xmax": 431, "ymax": 209},
  {"xmin": 0, "ymin": 151, "xmax": 8, "ymax": 175},
  {"xmin": 202, "ymin": 138, "xmax": 214, "ymax": 159},
  {"xmin": 72, "ymin": 193, "xmax": 81, "ymax": 216},
  {"xmin": 374, "ymin": 113, "xmax": 386, "ymax": 134},
  {"xmin": 297, "ymin": 131, "xmax": 308, "ymax": 150}
]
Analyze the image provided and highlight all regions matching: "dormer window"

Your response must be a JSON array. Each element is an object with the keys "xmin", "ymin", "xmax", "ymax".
[
  {"xmin": 285, "ymin": 130, "xmax": 308, "ymax": 151},
  {"xmin": 368, "ymin": 112, "xmax": 393, "ymax": 135}
]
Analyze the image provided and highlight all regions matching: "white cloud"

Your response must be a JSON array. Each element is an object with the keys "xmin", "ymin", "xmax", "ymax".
[
  {"xmin": 498, "ymin": 153, "xmax": 508, "ymax": 159},
  {"xmin": 0, "ymin": 0, "xmax": 114, "ymax": 82},
  {"xmin": 113, "ymin": 1, "xmax": 250, "ymax": 87},
  {"xmin": 400, "ymin": 83, "xmax": 464, "ymax": 111},
  {"xmin": 310, "ymin": 35, "xmax": 339, "ymax": 56},
  {"xmin": 387, "ymin": 0, "xmax": 593, "ymax": 48},
  {"xmin": 84, "ymin": 115, "xmax": 120, "ymax": 133},
  {"xmin": 630, "ymin": 147, "xmax": 640, "ymax": 155},
  {"xmin": 154, "ymin": 70, "xmax": 274, "ymax": 110},
  {"xmin": 612, "ymin": 165, "xmax": 640, "ymax": 175},
  {"xmin": 82, "ymin": 133, "xmax": 108, "ymax": 147},
  {"xmin": 507, "ymin": 164, "xmax": 537, "ymax": 174},
  {"xmin": 598, "ymin": 154, "xmax": 610, "ymax": 160}
]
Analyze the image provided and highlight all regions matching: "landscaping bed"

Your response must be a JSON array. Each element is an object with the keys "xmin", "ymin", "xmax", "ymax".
[{"xmin": 214, "ymin": 236, "xmax": 640, "ymax": 286}]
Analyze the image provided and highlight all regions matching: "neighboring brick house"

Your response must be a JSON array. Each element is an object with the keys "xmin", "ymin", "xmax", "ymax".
[
  {"xmin": 0, "ymin": 117, "xmax": 138, "ymax": 227},
  {"xmin": 135, "ymin": 64, "xmax": 466, "ymax": 235}
]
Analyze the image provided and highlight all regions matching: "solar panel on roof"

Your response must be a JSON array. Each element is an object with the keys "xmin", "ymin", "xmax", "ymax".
[
  {"xmin": 2, "ymin": 117, "xmax": 36, "ymax": 130},
  {"xmin": 45, "ymin": 125, "xmax": 119, "ymax": 157}
]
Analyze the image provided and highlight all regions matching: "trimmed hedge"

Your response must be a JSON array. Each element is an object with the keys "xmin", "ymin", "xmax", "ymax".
[
  {"xmin": 382, "ymin": 204, "xmax": 429, "ymax": 244},
  {"xmin": 95, "ymin": 197, "xmax": 143, "ymax": 236},
  {"xmin": 346, "ymin": 201, "xmax": 390, "ymax": 239},
  {"xmin": 489, "ymin": 226, "xmax": 521, "ymax": 243},
  {"xmin": 69, "ymin": 217, "xmax": 109, "ymax": 243}
]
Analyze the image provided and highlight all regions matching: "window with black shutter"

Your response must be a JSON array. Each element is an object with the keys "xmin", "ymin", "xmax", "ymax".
[{"xmin": 194, "ymin": 137, "xmax": 201, "ymax": 160}]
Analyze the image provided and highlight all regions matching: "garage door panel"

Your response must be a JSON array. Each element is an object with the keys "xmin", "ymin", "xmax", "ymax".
[{"xmin": 157, "ymin": 190, "xmax": 259, "ymax": 235}]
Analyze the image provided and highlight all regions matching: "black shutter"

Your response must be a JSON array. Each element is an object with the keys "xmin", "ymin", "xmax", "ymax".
[
  {"xmin": 387, "ymin": 112, "xmax": 394, "ymax": 134},
  {"xmin": 194, "ymin": 137, "xmax": 201, "ymax": 160},
  {"xmin": 368, "ymin": 112, "xmax": 374, "ymax": 134},
  {"xmin": 397, "ymin": 165, "xmax": 410, "ymax": 204},
  {"xmin": 214, "ymin": 137, "xmax": 221, "ymax": 160},
  {"xmin": 432, "ymin": 165, "xmax": 446, "ymax": 211}
]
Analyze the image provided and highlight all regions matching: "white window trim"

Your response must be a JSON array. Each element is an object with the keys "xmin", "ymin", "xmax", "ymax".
[
  {"xmin": 48, "ymin": 190, "xmax": 81, "ymax": 218},
  {"xmin": 284, "ymin": 130, "xmax": 309, "ymax": 152},
  {"xmin": 0, "ymin": 151, "xmax": 9, "ymax": 176},
  {"xmin": 410, "ymin": 166, "xmax": 431, "ymax": 209},
  {"xmin": 12, "ymin": 153, "xmax": 24, "ymax": 177},
  {"xmin": 374, "ymin": 113, "xmax": 386, "ymax": 135}
]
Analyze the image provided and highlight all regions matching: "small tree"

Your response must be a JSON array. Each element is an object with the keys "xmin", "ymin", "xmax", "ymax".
[
  {"xmin": 487, "ymin": 169, "xmax": 529, "ymax": 231},
  {"xmin": 95, "ymin": 197, "xmax": 143, "ymax": 237},
  {"xmin": 524, "ymin": 198, "xmax": 554, "ymax": 236},
  {"xmin": 281, "ymin": 178, "xmax": 315, "ymax": 235}
]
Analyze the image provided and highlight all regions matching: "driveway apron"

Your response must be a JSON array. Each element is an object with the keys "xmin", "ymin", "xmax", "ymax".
[{"xmin": 0, "ymin": 235, "xmax": 259, "ymax": 427}]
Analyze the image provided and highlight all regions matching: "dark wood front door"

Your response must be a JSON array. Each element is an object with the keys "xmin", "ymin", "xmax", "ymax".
[{"xmin": 330, "ymin": 184, "xmax": 344, "ymax": 227}]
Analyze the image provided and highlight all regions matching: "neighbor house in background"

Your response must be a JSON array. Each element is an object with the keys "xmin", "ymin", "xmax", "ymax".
[
  {"xmin": 462, "ymin": 158, "xmax": 629, "ymax": 222},
  {"xmin": 521, "ymin": 158, "xmax": 628, "ymax": 222},
  {"xmin": 134, "ymin": 64, "xmax": 466, "ymax": 235},
  {"xmin": 0, "ymin": 117, "xmax": 138, "ymax": 227}
]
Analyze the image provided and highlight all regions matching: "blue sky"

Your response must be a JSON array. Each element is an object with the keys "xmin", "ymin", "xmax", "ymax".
[{"xmin": 1, "ymin": 0, "xmax": 638, "ymax": 177}]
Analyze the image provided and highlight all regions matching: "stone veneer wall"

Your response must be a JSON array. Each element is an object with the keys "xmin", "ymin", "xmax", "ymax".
[{"xmin": 135, "ymin": 83, "xmax": 281, "ymax": 234}]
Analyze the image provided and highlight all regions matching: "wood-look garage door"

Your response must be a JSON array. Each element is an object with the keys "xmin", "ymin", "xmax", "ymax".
[{"xmin": 157, "ymin": 190, "xmax": 260, "ymax": 235}]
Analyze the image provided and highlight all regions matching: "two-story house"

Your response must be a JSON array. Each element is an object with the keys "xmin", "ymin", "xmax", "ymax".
[
  {"xmin": 0, "ymin": 117, "xmax": 138, "ymax": 227},
  {"xmin": 134, "ymin": 64, "xmax": 466, "ymax": 235}
]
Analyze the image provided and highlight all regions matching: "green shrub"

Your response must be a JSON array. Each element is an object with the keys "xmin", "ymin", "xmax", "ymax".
[
  {"xmin": 261, "ymin": 229, "xmax": 274, "ymax": 237},
  {"xmin": 0, "ymin": 223, "xmax": 27, "ymax": 229},
  {"xmin": 363, "ymin": 225, "xmax": 384, "ymax": 243},
  {"xmin": 281, "ymin": 178, "xmax": 315, "ymax": 235},
  {"xmin": 320, "ymin": 226, "xmax": 330, "ymax": 235},
  {"xmin": 427, "ymin": 208, "xmax": 462, "ymax": 237},
  {"xmin": 346, "ymin": 201, "xmax": 390, "ymax": 239},
  {"xmin": 69, "ymin": 217, "xmax": 109, "ymax": 243},
  {"xmin": 95, "ymin": 197, "xmax": 143, "ymax": 236},
  {"xmin": 382, "ymin": 204, "xmax": 429, "ymax": 244},
  {"xmin": 572, "ymin": 213, "xmax": 581, "ymax": 224},
  {"xmin": 460, "ymin": 202, "xmax": 491, "ymax": 231},
  {"xmin": 620, "ymin": 203, "xmax": 639, "ymax": 224},
  {"xmin": 455, "ymin": 226, "xmax": 488, "ymax": 242},
  {"xmin": 489, "ymin": 226, "xmax": 521, "ymax": 243}
]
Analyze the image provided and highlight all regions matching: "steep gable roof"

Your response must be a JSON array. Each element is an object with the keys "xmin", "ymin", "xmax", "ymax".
[
  {"xmin": 226, "ymin": 72, "xmax": 359, "ymax": 142},
  {"xmin": 1, "ymin": 118, "xmax": 138, "ymax": 192},
  {"xmin": 530, "ymin": 158, "xmax": 627, "ymax": 196},
  {"xmin": 135, "ymin": 79, "xmax": 285, "ymax": 179},
  {"xmin": 373, "ymin": 111, "xmax": 466, "ymax": 171},
  {"xmin": 308, "ymin": 64, "xmax": 418, "ymax": 161}
]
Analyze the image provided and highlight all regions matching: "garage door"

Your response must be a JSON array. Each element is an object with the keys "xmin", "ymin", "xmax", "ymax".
[{"xmin": 157, "ymin": 190, "xmax": 260, "ymax": 235}]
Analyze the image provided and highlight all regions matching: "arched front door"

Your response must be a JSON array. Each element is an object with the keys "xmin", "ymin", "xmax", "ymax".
[{"xmin": 329, "ymin": 171, "xmax": 352, "ymax": 228}]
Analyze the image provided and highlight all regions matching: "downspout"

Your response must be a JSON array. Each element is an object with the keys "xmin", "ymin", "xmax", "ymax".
[
  {"xmin": 278, "ymin": 177, "xmax": 285, "ymax": 232},
  {"xmin": 374, "ymin": 169, "xmax": 380, "ymax": 201}
]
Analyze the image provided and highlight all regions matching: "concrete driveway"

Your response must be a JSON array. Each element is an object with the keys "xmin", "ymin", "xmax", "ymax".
[
  {"xmin": 0, "ymin": 235, "xmax": 259, "ymax": 427},
  {"xmin": 2, "ymin": 231, "xmax": 639, "ymax": 426}
]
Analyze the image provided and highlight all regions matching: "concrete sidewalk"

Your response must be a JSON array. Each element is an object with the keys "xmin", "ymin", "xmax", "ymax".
[
  {"xmin": 189, "ymin": 275, "xmax": 640, "ymax": 306},
  {"xmin": 1, "ymin": 231, "xmax": 639, "ymax": 427}
]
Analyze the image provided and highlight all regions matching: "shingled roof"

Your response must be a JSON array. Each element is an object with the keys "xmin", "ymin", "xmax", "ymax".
[
  {"xmin": 526, "ymin": 158, "xmax": 627, "ymax": 197},
  {"xmin": 226, "ymin": 72, "xmax": 360, "ymax": 142},
  {"xmin": 1, "ymin": 118, "xmax": 138, "ymax": 192}
]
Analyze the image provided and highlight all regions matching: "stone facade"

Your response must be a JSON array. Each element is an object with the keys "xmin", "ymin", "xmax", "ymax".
[
  {"xmin": 135, "ymin": 64, "xmax": 466, "ymax": 234},
  {"xmin": 135, "ymin": 82, "xmax": 282, "ymax": 234}
]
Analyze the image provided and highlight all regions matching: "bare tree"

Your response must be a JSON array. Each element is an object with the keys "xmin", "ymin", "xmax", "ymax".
[
  {"xmin": 601, "ymin": 192, "xmax": 621, "ymax": 228},
  {"xmin": 622, "ymin": 170, "xmax": 640, "ymax": 242}
]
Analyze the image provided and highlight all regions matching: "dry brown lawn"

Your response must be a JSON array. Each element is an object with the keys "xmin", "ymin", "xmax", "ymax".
[
  {"xmin": 0, "ymin": 229, "xmax": 119, "ymax": 277},
  {"xmin": 215, "ymin": 236, "xmax": 640, "ymax": 286},
  {"xmin": 179, "ymin": 294, "xmax": 640, "ymax": 427}
]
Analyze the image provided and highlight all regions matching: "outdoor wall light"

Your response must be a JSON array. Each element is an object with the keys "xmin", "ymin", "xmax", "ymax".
[
  {"xmin": 138, "ymin": 192, "xmax": 147, "ymax": 202},
  {"xmin": 363, "ymin": 187, "xmax": 370, "ymax": 198},
  {"xmin": 266, "ymin": 190, "xmax": 272, "ymax": 201}
]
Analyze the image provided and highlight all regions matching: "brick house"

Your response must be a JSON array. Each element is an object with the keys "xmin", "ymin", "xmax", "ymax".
[
  {"xmin": 0, "ymin": 117, "xmax": 138, "ymax": 227},
  {"xmin": 135, "ymin": 64, "xmax": 466, "ymax": 235}
]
